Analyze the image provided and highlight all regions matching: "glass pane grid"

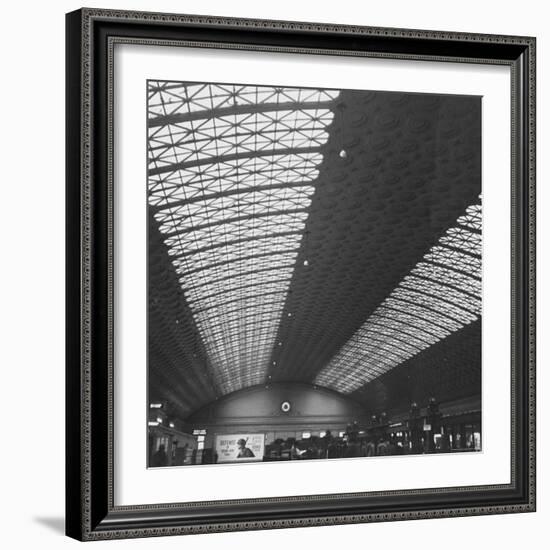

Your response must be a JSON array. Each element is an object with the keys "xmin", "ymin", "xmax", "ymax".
[
  {"xmin": 315, "ymin": 201, "xmax": 482, "ymax": 393},
  {"xmin": 148, "ymin": 81, "xmax": 340, "ymax": 394}
]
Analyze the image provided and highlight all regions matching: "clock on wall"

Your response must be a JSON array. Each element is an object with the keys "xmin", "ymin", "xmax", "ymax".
[{"xmin": 280, "ymin": 401, "xmax": 291, "ymax": 413}]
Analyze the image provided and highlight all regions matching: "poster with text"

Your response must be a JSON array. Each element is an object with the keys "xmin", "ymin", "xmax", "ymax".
[{"xmin": 215, "ymin": 434, "xmax": 265, "ymax": 463}]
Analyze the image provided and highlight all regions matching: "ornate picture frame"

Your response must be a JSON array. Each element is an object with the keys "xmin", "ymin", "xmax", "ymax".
[{"xmin": 66, "ymin": 8, "xmax": 536, "ymax": 541}]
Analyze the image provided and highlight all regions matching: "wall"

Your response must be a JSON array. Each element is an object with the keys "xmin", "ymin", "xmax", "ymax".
[
  {"xmin": 185, "ymin": 382, "xmax": 368, "ymax": 447},
  {"xmin": 0, "ymin": 1, "xmax": 546, "ymax": 549}
]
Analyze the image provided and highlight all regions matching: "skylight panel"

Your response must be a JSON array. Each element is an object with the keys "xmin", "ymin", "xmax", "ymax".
[
  {"xmin": 156, "ymin": 187, "xmax": 315, "ymax": 222},
  {"xmin": 188, "ymin": 282, "xmax": 290, "ymax": 309},
  {"xmin": 166, "ymin": 225, "xmax": 305, "ymax": 256},
  {"xmin": 148, "ymin": 81, "xmax": 340, "ymax": 395},
  {"xmin": 391, "ymin": 288, "xmax": 477, "ymax": 323},
  {"xmin": 177, "ymin": 253, "xmax": 299, "ymax": 282},
  {"xmin": 315, "ymin": 201, "xmax": 482, "ymax": 393},
  {"xmin": 400, "ymin": 276, "xmax": 481, "ymax": 313},
  {"xmin": 148, "ymin": 154, "xmax": 322, "ymax": 208},
  {"xmin": 185, "ymin": 278, "xmax": 291, "ymax": 305},
  {"xmin": 412, "ymin": 264, "xmax": 481, "ymax": 296},
  {"xmin": 424, "ymin": 246, "xmax": 481, "ymax": 277},
  {"xmin": 457, "ymin": 204, "xmax": 482, "ymax": 230},
  {"xmin": 148, "ymin": 84, "xmax": 340, "ymax": 117},
  {"xmin": 175, "ymin": 237, "xmax": 302, "ymax": 273},
  {"xmin": 164, "ymin": 213, "xmax": 309, "ymax": 243},
  {"xmin": 148, "ymin": 109, "xmax": 333, "ymax": 166},
  {"xmin": 183, "ymin": 267, "xmax": 295, "ymax": 299}
]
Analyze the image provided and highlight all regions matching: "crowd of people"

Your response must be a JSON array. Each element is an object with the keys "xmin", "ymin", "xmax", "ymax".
[
  {"xmin": 264, "ymin": 428, "xmax": 407, "ymax": 461},
  {"xmin": 151, "ymin": 431, "xmax": 407, "ymax": 467}
]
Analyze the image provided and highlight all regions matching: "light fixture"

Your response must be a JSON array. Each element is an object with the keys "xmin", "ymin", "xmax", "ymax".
[{"xmin": 281, "ymin": 401, "xmax": 291, "ymax": 413}]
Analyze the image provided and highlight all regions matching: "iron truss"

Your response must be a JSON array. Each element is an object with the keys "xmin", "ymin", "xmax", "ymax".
[
  {"xmin": 147, "ymin": 82, "xmax": 340, "ymax": 395},
  {"xmin": 315, "ymin": 201, "xmax": 482, "ymax": 393}
]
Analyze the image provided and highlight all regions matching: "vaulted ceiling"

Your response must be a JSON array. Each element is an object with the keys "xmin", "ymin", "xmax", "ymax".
[{"xmin": 147, "ymin": 81, "xmax": 482, "ymax": 420}]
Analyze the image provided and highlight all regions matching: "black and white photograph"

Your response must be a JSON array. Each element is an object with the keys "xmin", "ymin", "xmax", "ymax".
[
  {"xmin": 60, "ymin": 3, "xmax": 536, "ymax": 542},
  {"xmin": 0, "ymin": 0, "xmax": 543, "ymax": 546},
  {"xmin": 147, "ymin": 81, "xmax": 482, "ymax": 468}
]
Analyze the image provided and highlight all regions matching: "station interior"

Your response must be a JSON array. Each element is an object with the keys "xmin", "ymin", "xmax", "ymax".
[{"xmin": 146, "ymin": 82, "xmax": 482, "ymax": 467}]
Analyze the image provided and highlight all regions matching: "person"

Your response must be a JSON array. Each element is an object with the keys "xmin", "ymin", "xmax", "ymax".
[
  {"xmin": 365, "ymin": 438, "xmax": 376, "ymax": 457},
  {"xmin": 377, "ymin": 437, "xmax": 390, "ymax": 456},
  {"xmin": 327, "ymin": 434, "xmax": 339, "ymax": 459},
  {"xmin": 305, "ymin": 437, "xmax": 321, "ymax": 459},
  {"xmin": 181, "ymin": 443, "xmax": 189, "ymax": 465},
  {"xmin": 290, "ymin": 439, "xmax": 303, "ymax": 460},
  {"xmin": 344, "ymin": 434, "xmax": 361, "ymax": 458},
  {"xmin": 321, "ymin": 430, "xmax": 333, "ymax": 459},
  {"xmin": 236, "ymin": 438, "xmax": 255, "ymax": 459},
  {"xmin": 271, "ymin": 438, "xmax": 284, "ymax": 459},
  {"xmin": 151, "ymin": 444, "xmax": 168, "ymax": 467},
  {"xmin": 387, "ymin": 436, "xmax": 398, "ymax": 455}
]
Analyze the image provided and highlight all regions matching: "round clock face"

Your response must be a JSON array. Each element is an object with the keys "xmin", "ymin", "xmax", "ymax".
[{"xmin": 281, "ymin": 401, "xmax": 291, "ymax": 413}]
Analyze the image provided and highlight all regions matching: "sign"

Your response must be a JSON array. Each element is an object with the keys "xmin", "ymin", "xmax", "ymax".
[{"xmin": 215, "ymin": 434, "xmax": 265, "ymax": 463}]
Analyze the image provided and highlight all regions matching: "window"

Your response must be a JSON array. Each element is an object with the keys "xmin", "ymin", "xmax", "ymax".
[
  {"xmin": 315, "ymin": 201, "xmax": 482, "ymax": 393},
  {"xmin": 148, "ymin": 83, "xmax": 340, "ymax": 395}
]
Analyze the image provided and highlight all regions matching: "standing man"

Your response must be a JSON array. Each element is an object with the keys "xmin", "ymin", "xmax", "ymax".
[{"xmin": 151, "ymin": 443, "xmax": 169, "ymax": 467}]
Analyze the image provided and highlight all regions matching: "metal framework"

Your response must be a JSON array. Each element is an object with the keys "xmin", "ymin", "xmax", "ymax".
[
  {"xmin": 148, "ymin": 82, "xmax": 340, "ymax": 395},
  {"xmin": 315, "ymin": 202, "xmax": 482, "ymax": 393}
]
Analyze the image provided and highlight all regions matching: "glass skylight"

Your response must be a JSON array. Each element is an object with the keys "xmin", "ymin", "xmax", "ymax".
[
  {"xmin": 315, "ymin": 202, "xmax": 482, "ymax": 394},
  {"xmin": 148, "ymin": 82, "xmax": 340, "ymax": 395}
]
